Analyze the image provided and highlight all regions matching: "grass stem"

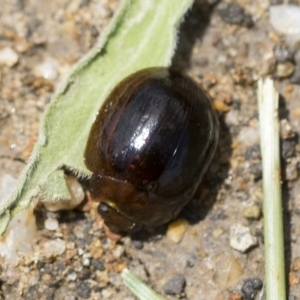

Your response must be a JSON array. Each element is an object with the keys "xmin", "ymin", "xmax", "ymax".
[
  {"xmin": 257, "ymin": 78, "xmax": 286, "ymax": 300},
  {"xmin": 121, "ymin": 268, "xmax": 166, "ymax": 300}
]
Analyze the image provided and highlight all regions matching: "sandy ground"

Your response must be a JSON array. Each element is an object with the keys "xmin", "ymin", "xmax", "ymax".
[{"xmin": 1, "ymin": 0, "xmax": 300, "ymax": 299}]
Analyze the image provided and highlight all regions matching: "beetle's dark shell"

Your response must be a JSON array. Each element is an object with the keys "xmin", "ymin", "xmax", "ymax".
[{"xmin": 84, "ymin": 67, "xmax": 219, "ymax": 233}]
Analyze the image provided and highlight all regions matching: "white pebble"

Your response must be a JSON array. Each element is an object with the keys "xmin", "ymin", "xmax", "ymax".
[
  {"xmin": 35, "ymin": 58, "xmax": 58, "ymax": 80},
  {"xmin": 43, "ymin": 239, "xmax": 66, "ymax": 257},
  {"xmin": 0, "ymin": 174, "xmax": 18, "ymax": 206},
  {"xmin": 82, "ymin": 252, "xmax": 91, "ymax": 258},
  {"xmin": 237, "ymin": 127, "xmax": 259, "ymax": 147},
  {"xmin": 112, "ymin": 245, "xmax": 124, "ymax": 259},
  {"xmin": 44, "ymin": 218, "xmax": 59, "ymax": 231},
  {"xmin": 82, "ymin": 257, "xmax": 90, "ymax": 266},
  {"xmin": 230, "ymin": 224, "xmax": 257, "ymax": 252},
  {"xmin": 0, "ymin": 47, "xmax": 19, "ymax": 67},
  {"xmin": 0, "ymin": 210, "xmax": 37, "ymax": 265},
  {"xmin": 101, "ymin": 288, "xmax": 114, "ymax": 298},
  {"xmin": 270, "ymin": 5, "xmax": 300, "ymax": 35},
  {"xmin": 67, "ymin": 272, "xmax": 77, "ymax": 281},
  {"xmin": 43, "ymin": 175, "xmax": 85, "ymax": 211},
  {"xmin": 225, "ymin": 110, "xmax": 239, "ymax": 126}
]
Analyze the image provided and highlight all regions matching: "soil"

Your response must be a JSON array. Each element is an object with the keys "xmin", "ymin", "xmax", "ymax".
[{"xmin": 1, "ymin": 0, "xmax": 300, "ymax": 299}]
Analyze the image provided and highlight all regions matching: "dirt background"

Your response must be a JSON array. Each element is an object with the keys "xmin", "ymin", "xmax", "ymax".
[{"xmin": 1, "ymin": 0, "xmax": 300, "ymax": 299}]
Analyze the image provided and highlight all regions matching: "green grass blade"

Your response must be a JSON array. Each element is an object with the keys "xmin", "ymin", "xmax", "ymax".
[
  {"xmin": 122, "ymin": 268, "xmax": 165, "ymax": 300},
  {"xmin": 257, "ymin": 78, "xmax": 286, "ymax": 300},
  {"xmin": 0, "ymin": 0, "xmax": 194, "ymax": 234}
]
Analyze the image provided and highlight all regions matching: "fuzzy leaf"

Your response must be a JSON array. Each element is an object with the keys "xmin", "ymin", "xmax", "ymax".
[{"xmin": 0, "ymin": 0, "xmax": 194, "ymax": 234}]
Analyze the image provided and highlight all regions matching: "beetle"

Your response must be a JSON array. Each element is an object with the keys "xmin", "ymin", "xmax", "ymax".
[{"xmin": 84, "ymin": 67, "xmax": 219, "ymax": 233}]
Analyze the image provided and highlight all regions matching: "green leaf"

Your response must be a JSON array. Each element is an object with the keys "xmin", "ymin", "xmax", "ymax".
[
  {"xmin": 122, "ymin": 268, "xmax": 165, "ymax": 300},
  {"xmin": 0, "ymin": 0, "xmax": 194, "ymax": 234}
]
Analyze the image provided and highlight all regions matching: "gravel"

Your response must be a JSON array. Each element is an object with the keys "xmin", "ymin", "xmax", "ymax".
[
  {"xmin": 273, "ymin": 44, "xmax": 294, "ymax": 63},
  {"xmin": 230, "ymin": 224, "xmax": 258, "ymax": 252},
  {"xmin": 0, "ymin": 47, "xmax": 19, "ymax": 67},
  {"xmin": 241, "ymin": 278, "xmax": 263, "ymax": 300},
  {"xmin": 1, "ymin": 0, "xmax": 300, "ymax": 299},
  {"xmin": 218, "ymin": 3, "xmax": 253, "ymax": 27},
  {"xmin": 163, "ymin": 274, "xmax": 186, "ymax": 295}
]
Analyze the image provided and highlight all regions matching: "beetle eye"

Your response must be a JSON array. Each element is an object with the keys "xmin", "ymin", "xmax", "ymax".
[{"xmin": 98, "ymin": 202, "xmax": 110, "ymax": 216}]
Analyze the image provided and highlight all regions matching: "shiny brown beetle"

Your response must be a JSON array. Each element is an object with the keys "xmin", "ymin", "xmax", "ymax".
[{"xmin": 84, "ymin": 67, "xmax": 219, "ymax": 233}]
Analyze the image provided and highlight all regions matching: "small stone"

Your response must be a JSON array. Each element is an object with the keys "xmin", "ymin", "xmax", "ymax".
[
  {"xmin": 95, "ymin": 270, "xmax": 109, "ymax": 288},
  {"xmin": 270, "ymin": 5, "xmax": 300, "ymax": 37},
  {"xmin": 218, "ymin": 3, "xmax": 253, "ymax": 27},
  {"xmin": 91, "ymin": 258, "xmax": 105, "ymax": 271},
  {"xmin": 132, "ymin": 240, "xmax": 144, "ymax": 249},
  {"xmin": 66, "ymin": 242, "xmax": 75, "ymax": 250},
  {"xmin": 89, "ymin": 239, "xmax": 103, "ymax": 259},
  {"xmin": 15, "ymin": 40, "xmax": 30, "ymax": 53},
  {"xmin": 42, "ymin": 273, "xmax": 52, "ymax": 282},
  {"xmin": 25, "ymin": 284, "xmax": 40, "ymax": 299},
  {"xmin": 82, "ymin": 257, "xmax": 90, "ymax": 267},
  {"xmin": 273, "ymin": 44, "xmax": 293, "ymax": 63},
  {"xmin": 77, "ymin": 268, "xmax": 91, "ymax": 280},
  {"xmin": 186, "ymin": 258, "xmax": 195, "ymax": 268},
  {"xmin": 225, "ymin": 110, "xmax": 239, "ymax": 126},
  {"xmin": 34, "ymin": 58, "xmax": 58, "ymax": 80},
  {"xmin": 285, "ymin": 160, "xmax": 298, "ymax": 181},
  {"xmin": 241, "ymin": 278, "xmax": 263, "ymax": 300},
  {"xmin": 282, "ymin": 139, "xmax": 296, "ymax": 159},
  {"xmin": 76, "ymin": 281, "xmax": 91, "ymax": 299},
  {"xmin": 280, "ymin": 119, "xmax": 295, "ymax": 139},
  {"xmin": 242, "ymin": 204, "xmax": 261, "ymax": 220},
  {"xmin": 292, "ymin": 257, "xmax": 300, "ymax": 271},
  {"xmin": 212, "ymin": 228, "xmax": 224, "ymax": 239},
  {"xmin": 237, "ymin": 127, "xmax": 259, "ymax": 147},
  {"xmin": 101, "ymin": 288, "xmax": 114, "ymax": 298},
  {"xmin": 275, "ymin": 62, "xmax": 295, "ymax": 78},
  {"xmin": 0, "ymin": 47, "xmax": 19, "ymax": 67},
  {"xmin": 213, "ymin": 251, "xmax": 243, "ymax": 289},
  {"xmin": 163, "ymin": 274, "xmax": 186, "ymax": 295},
  {"xmin": 245, "ymin": 145, "xmax": 261, "ymax": 160},
  {"xmin": 112, "ymin": 245, "xmax": 124, "ymax": 259},
  {"xmin": 44, "ymin": 218, "xmax": 59, "ymax": 231},
  {"xmin": 289, "ymin": 296, "xmax": 298, "ymax": 300},
  {"xmin": 67, "ymin": 272, "xmax": 77, "ymax": 281},
  {"xmin": 289, "ymin": 272, "xmax": 300, "ymax": 285},
  {"xmin": 213, "ymin": 99, "xmax": 230, "ymax": 112},
  {"xmin": 43, "ymin": 239, "xmax": 66, "ymax": 257},
  {"xmin": 248, "ymin": 163, "xmax": 262, "ymax": 181},
  {"xmin": 230, "ymin": 224, "xmax": 257, "ymax": 252},
  {"xmin": 43, "ymin": 175, "xmax": 85, "ymax": 211},
  {"xmin": 166, "ymin": 219, "xmax": 189, "ymax": 243},
  {"xmin": 228, "ymin": 292, "xmax": 243, "ymax": 300}
]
